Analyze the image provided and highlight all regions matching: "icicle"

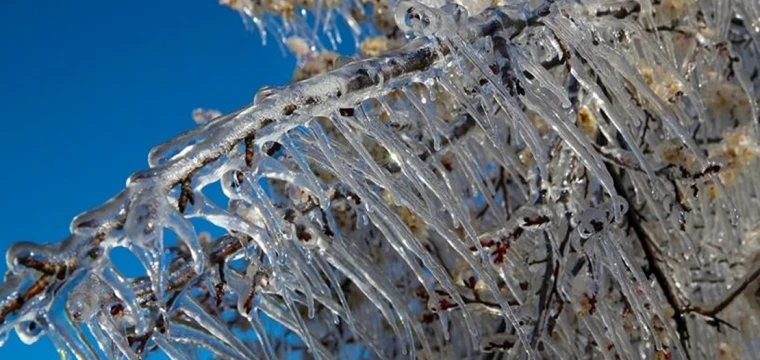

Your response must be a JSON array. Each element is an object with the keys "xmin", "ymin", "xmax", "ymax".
[
  {"xmin": 355, "ymin": 105, "xmax": 536, "ymax": 351},
  {"xmin": 595, "ymin": 297, "xmax": 637, "ymax": 359},
  {"xmin": 605, "ymin": 233, "xmax": 688, "ymax": 359},
  {"xmin": 178, "ymin": 295, "xmax": 258, "ymax": 359},
  {"xmin": 244, "ymin": 308, "xmax": 277, "ymax": 360},
  {"xmin": 165, "ymin": 205, "xmax": 205, "ymax": 275},
  {"xmin": 124, "ymin": 184, "xmax": 167, "ymax": 303},
  {"xmin": 239, "ymin": 171, "xmax": 289, "ymax": 249},
  {"xmin": 569, "ymin": 58, "xmax": 656, "ymax": 181},
  {"xmin": 508, "ymin": 54, "xmax": 624, "ymax": 222},
  {"xmin": 192, "ymin": 193, "xmax": 274, "ymax": 261},
  {"xmin": 280, "ymin": 241, "xmax": 318, "ymax": 320},
  {"xmin": 308, "ymin": 118, "xmax": 473, "ymax": 350},
  {"xmin": 279, "ymin": 134, "xmax": 336, "ymax": 221},
  {"xmin": 331, "ymin": 243, "xmax": 424, "ymax": 357},
  {"xmin": 453, "ymin": 142, "xmax": 506, "ymax": 221},
  {"xmin": 166, "ymin": 320, "xmax": 250, "ymax": 360},
  {"xmin": 86, "ymin": 320, "xmax": 119, "ymax": 360},
  {"xmin": 404, "ymin": 85, "xmax": 443, "ymax": 151},
  {"xmin": 38, "ymin": 314, "xmax": 99, "ymax": 360},
  {"xmin": 577, "ymin": 198, "xmax": 627, "ymax": 239},
  {"xmin": 544, "ymin": 13, "xmax": 707, "ymax": 168},
  {"xmin": 368, "ymin": 206, "xmax": 473, "ymax": 341},
  {"xmin": 95, "ymin": 314, "xmax": 140, "ymax": 360},
  {"xmin": 96, "ymin": 264, "xmax": 147, "ymax": 334},
  {"xmin": 595, "ymin": 241, "xmax": 659, "ymax": 349},
  {"xmin": 301, "ymin": 291, "xmax": 390, "ymax": 360},
  {"xmin": 283, "ymin": 292, "xmax": 322, "ymax": 358},
  {"xmin": 312, "ymin": 256, "xmax": 360, "ymax": 348},
  {"xmin": 449, "ymin": 33, "xmax": 550, "ymax": 186},
  {"xmin": 257, "ymin": 295, "xmax": 335, "ymax": 360},
  {"xmin": 127, "ymin": 243, "xmax": 165, "ymax": 303},
  {"xmin": 435, "ymin": 75, "xmax": 532, "ymax": 194},
  {"xmin": 153, "ymin": 331, "xmax": 187, "ymax": 360},
  {"xmin": 581, "ymin": 315, "xmax": 617, "ymax": 360}
]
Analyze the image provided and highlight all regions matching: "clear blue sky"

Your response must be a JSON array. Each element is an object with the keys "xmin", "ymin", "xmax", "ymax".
[{"xmin": 0, "ymin": 0, "xmax": 306, "ymax": 357}]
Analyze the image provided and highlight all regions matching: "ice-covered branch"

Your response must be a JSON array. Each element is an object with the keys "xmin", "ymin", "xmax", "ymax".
[{"xmin": 2, "ymin": 0, "xmax": 760, "ymax": 359}]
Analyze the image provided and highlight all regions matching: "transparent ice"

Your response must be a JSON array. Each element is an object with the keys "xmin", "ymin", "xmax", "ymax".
[{"xmin": 2, "ymin": 0, "xmax": 760, "ymax": 359}]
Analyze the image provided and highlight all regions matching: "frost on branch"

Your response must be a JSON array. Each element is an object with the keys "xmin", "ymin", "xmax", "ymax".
[{"xmin": 2, "ymin": 0, "xmax": 760, "ymax": 359}]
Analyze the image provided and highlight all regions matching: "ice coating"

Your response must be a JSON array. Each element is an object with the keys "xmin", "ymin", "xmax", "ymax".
[
  {"xmin": 2, "ymin": 0, "xmax": 760, "ymax": 359},
  {"xmin": 66, "ymin": 276, "xmax": 110, "ymax": 323}
]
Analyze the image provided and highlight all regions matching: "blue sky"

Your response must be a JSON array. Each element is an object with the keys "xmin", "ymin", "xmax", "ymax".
[{"xmin": 0, "ymin": 0, "xmax": 307, "ymax": 356}]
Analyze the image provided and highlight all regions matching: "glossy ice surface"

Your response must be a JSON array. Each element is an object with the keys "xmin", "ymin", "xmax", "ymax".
[{"xmin": 1, "ymin": 0, "xmax": 760, "ymax": 359}]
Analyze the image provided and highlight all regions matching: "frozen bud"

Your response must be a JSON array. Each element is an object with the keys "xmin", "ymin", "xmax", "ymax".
[
  {"xmin": 67, "ymin": 290, "xmax": 96, "ymax": 322},
  {"xmin": 67, "ymin": 276, "xmax": 111, "ymax": 322}
]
